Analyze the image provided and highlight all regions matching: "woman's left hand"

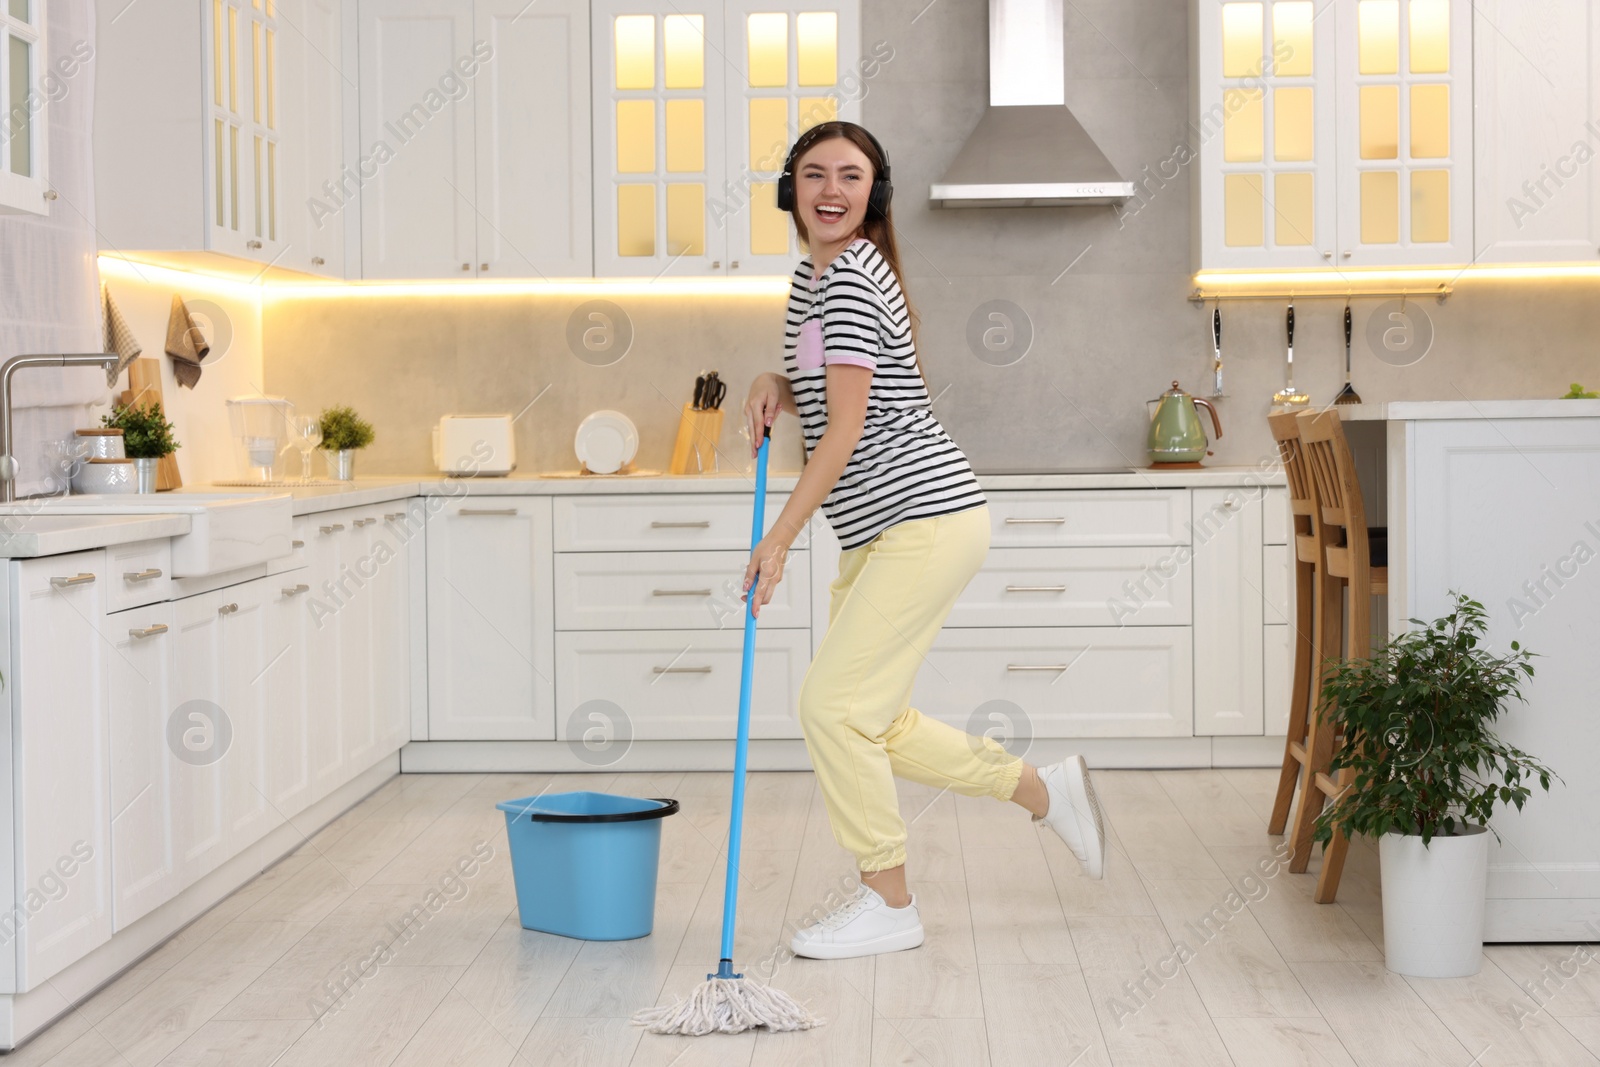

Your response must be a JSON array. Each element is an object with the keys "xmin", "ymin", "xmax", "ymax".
[{"xmin": 742, "ymin": 535, "xmax": 789, "ymax": 617}]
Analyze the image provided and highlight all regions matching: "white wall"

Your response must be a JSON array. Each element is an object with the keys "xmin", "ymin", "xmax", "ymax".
[{"xmin": 95, "ymin": 258, "xmax": 267, "ymax": 487}]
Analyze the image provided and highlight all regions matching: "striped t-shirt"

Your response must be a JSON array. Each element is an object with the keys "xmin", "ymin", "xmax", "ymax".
[{"xmin": 783, "ymin": 237, "xmax": 986, "ymax": 550}]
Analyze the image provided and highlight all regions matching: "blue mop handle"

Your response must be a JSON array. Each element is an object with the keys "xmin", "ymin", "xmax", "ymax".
[{"xmin": 714, "ymin": 425, "xmax": 770, "ymax": 980}]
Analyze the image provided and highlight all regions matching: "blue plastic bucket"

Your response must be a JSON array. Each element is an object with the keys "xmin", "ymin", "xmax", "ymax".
[{"xmin": 496, "ymin": 792, "xmax": 679, "ymax": 941}]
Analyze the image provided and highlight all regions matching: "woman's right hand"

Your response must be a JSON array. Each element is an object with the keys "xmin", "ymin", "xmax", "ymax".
[{"xmin": 744, "ymin": 373, "xmax": 783, "ymax": 457}]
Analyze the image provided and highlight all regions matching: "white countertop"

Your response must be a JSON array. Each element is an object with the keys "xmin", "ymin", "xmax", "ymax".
[
  {"xmin": 0, "ymin": 513, "xmax": 192, "ymax": 558},
  {"xmin": 1331, "ymin": 399, "xmax": 1600, "ymax": 421},
  {"xmin": 0, "ymin": 464, "xmax": 1284, "ymax": 557}
]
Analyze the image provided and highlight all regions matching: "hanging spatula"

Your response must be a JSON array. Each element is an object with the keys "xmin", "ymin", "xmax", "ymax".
[
  {"xmin": 1272, "ymin": 301, "xmax": 1309, "ymax": 408},
  {"xmin": 1333, "ymin": 301, "xmax": 1361, "ymax": 405}
]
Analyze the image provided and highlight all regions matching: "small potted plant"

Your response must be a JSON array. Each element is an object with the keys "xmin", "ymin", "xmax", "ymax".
[
  {"xmin": 1312, "ymin": 592, "xmax": 1558, "ymax": 978},
  {"xmin": 101, "ymin": 401, "xmax": 180, "ymax": 493},
  {"xmin": 318, "ymin": 405, "xmax": 375, "ymax": 481}
]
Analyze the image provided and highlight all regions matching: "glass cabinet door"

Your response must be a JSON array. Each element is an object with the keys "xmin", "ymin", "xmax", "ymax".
[
  {"xmin": 0, "ymin": 0, "xmax": 48, "ymax": 215},
  {"xmin": 722, "ymin": 0, "xmax": 861, "ymax": 276},
  {"xmin": 1197, "ymin": 0, "xmax": 1338, "ymax": 269},
  {"xmin": 1335, "ymin": 0, "xmax": 1471, "ymax": 265},
  {"xmin": 592, "ymin": 0, "xmax": 727, "ymax": 276},
  {"xmin": 206, "ymin": 0, "xmax": 281, "ymax": 260}
]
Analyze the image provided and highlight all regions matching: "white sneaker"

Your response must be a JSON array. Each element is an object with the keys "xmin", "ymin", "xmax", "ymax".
[
  {"xmin": 790, "ymin": 886, "xmax": 924, "ymax": 960},
  {"xmin": 1034, "ymin": 755, "xmax": 1106, "ymax": 879}
]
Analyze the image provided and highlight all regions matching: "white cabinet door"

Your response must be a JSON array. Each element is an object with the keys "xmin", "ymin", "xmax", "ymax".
[
  {"xmin": 302, "ymin": 515, "xmax": 347, "ymax": 801},
  {"xmin": 105, "ymin": 603, "xmax": 181, "ymax": 931},
  {"xmin": 217, "ymin": 581, "xmax": 276, "ymax": 851},
  {"xmin": 591, "ymin": 0, "xmax": 727, "ymax": 277},
  {"xmin": 205, "ymin": 0, "xmax": 287, "ymax": 262},
  {"xmin": 1192, "ymin": 488, "xmax": 1265, "ymax": 736},
  {"xmin": 265, "ymin": 574, "xmax": 314, "ymax": 821},
  {"xmin": 1193, "ymin": 0, "xmax": 1340, "ymax": 269},
  {"xmin": 358, "ymin": 0, "xmax": 480, "ymax": 278},
  {"xmin": 1333, "ymin": 0, "xmax": 1473, "ymax": 265},
  {"xmin": 721, "ymin": 0, "xmax": 862, "ymax": 276},
  {"xmin": 0, "ymin": 0, "xmax": 50, "ymax": 215},
  {"xmin": 474, "ymin": 0, "xmax": 593, "ymax": 277},
  {"xmin": 11, "ymin": 554, "xmax": 112, "ymax": 988},
  {"xmin": 377, "ymin": 502, "xmax": 426, "ymax": 752},
  {"xmin": 170, "ymin": 592, "xmax": 231, "ymax": 889},
  {"xmin": 337, "ymin": 513, "xmax": 379, "ymax": 770},
  {"xmin": 281, "ymin": 0, "xmax": 351, "ymax": 277},
  {"xmin": 426, "ymin": 497, "xmax": 555, "ymax": 739},
  {"xmin": 1473, "ymin": 0, "xmax": 1600, "ymax": 263}
]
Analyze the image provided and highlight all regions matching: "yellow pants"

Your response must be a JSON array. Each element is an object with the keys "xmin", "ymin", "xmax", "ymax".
[{"xmin": 798, "ymin": 505, "xmax": 1022, "ymax": 873}]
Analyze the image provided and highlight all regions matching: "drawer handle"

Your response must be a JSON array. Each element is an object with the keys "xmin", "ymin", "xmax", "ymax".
[
  {"xmin": 652, "ymin": 588, "xmax": 712, "ymax": 597},
  {"xmin": 460, "ymin": 508, "xmax": 519, "ymax": 517},
  {"xmin": 291, "ymin": 539, "xmax": 305, "ymax": 549},
  {"xmin": 653, "ymin": 665, "xmax": 713, "ymax": 674},
  {"xmin": 1005, "ymin": 584, "xmax": 1067, "ymax": 593},
  {"xmin": 320, "ymin": 523, "xmax": 345, "ymax": 534},
  {"xmin": 1004, "ymin": 517, "xmax": 1067, "ymax": 525},
  {"xmin": 282, "ymin": 583, "xmax": 310, "ymax": 597},
  {"xmin": 218, "ymin": 602, "xmax": 239, "ymax": 615},
  {"xmin": 128, "ymin": 623, "xmax": 168, "ymax": 639},
  {"xmin": 123, "ymin": 567, "xmax": 163, "ymax": 582},
  {"xmin": 1007, "ymin": 664, "xmax": 1071, "ymax": 672},
  {"xmin": 651, "ymin": 520, "xmax": 711, "ymax": 529},
  {"xmin": 385, "ymin": 512, "xmax": 405, "ymax": 521},
  {"xmin": 353, "ymin": 517, "xmax": 376, "ymax": 527},
  {"xmin": 49, "ymin": 573, "xmax": 96, "ymax": 587}
]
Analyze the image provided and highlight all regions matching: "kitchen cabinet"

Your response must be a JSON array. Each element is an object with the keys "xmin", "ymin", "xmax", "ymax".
[
  {"xmin": 591, "ymin": 0, "xmax": 861, "ymax": 277},
  {"xmin": 94, "ymin": 0, "xmax": 325, "ymax": 272},
  {"xmin": 280, "ymin": 0, "xmax": 353, "ymax": 277},
  {"xmin": 1191, "ymin": 487, "xmax": 1265, "ymax": 735},
  {"xmin": 1194, "ymin": 0, "xmax": 1473, "ymax": 269},
  {"xmin": 300, "ymin": 513, "xmax": 348, "ymax": 800},
  {"xmin": 1472, "ymin": 0, "xmax": 1600, "ymax": 263},
  {"xmin": 357, "ymin": 0, "xmax": 592, "ymax": 279},
  {"xmin": 9, "ymin": 552, "xmax": 112, "ymax": 989},
  {"xmin": 426, "ymin": 496, "xmax": 555, "ymax": 739},
  {"xmin": 0, "ymin": 0, "xmax": 49, "ymax": 216}
]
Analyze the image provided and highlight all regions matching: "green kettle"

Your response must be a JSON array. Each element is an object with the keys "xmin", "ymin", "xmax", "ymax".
[{"xmin": 1146, "ymin": 380, "xmax": 1223, "ymax": 467}]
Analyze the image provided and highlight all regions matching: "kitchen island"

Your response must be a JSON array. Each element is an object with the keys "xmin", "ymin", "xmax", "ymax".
[{"xmin": 1342, "ymin": 400, "xmax": 1600, "ymax": 942}]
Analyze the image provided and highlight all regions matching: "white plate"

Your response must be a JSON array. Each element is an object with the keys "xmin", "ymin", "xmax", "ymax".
[{"xmin": 574, "ymin": 410, "xmax": 639, "ymax": 475}]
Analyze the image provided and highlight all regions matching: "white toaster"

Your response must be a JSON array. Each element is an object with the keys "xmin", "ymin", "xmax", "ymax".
[{"xmin": 433, "ymin": 414, "xmax": 516, "ymax": 476}]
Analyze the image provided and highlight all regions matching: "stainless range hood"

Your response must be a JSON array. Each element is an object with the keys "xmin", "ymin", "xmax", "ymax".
[{"xmin": 929, "ymin": 0, "xmax": 1135, "ymax": 208}]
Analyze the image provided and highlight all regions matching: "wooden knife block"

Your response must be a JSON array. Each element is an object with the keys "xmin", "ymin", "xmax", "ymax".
[
  {"xmin": 668, "ymin": 404, "xmax": 724, "ymax": 475},
  {"xmin": 118, "ymin": 358, "xmax": 182, "ymax": 491}
]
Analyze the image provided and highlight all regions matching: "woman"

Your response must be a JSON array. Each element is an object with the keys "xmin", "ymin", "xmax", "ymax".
[{"xmin": 741, "ymin": 122, "xmax": 1106, "ymax": 962}]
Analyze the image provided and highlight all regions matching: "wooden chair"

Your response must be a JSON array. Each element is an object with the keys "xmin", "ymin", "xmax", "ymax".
[
  {"xmin": 1293, "ymin": 408, "xmax": 1388, "ymax": 904},
  {"xmin": 1266, "ymin": 412, "xmax": 1327, "ymax": 866}
]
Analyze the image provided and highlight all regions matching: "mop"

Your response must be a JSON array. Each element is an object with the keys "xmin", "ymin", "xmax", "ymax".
[{"xmin": 631, "ymin": 425, "xmax": 825, "ymax": 1036}]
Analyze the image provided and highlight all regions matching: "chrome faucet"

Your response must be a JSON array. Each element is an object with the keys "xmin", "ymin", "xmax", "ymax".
[{"xmin": 0, "ymin": 353, "xmax": 121, "ymax": 502}]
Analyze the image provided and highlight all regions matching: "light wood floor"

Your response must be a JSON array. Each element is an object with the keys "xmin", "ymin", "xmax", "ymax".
[{"xmin": 14, "ymin": 769, "xmax": 1600, "ymax": 1066}]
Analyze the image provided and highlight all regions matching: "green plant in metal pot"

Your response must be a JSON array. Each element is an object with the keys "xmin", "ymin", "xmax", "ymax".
[
  {"xmin": 1312, "ymin": 592, "xmax": 1557, "ymax": 849},
  {"xmin": 317, "ymin": 405, "xmax": 375, "ymax": 451},
  {"xmin": 101, "ymin": 401, "xmax": 181, "ymax": 458}
]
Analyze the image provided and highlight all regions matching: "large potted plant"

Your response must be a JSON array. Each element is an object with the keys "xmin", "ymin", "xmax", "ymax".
[
  {"xmin": 318, "ymin": 405, "xmax": 375, "ymax": 481},
  {"xmin": 101, "ymin": 401, "xmax": 180, "ymax": 493},
  {"xmin": 1312, "ymin": 592, "xmax": 1558, "ymax": 978}
]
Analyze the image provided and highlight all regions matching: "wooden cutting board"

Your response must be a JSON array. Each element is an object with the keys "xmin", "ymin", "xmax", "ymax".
[{"xmin": 118, "ymin": 358, "xmax": 182, "ymax": 491}]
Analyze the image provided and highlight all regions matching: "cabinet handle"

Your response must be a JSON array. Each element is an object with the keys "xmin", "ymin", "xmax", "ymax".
[
  {"xmin": 385, "ymin": 512, "xmax": 405, "ymax": 521},
  {"xmin": 459, "ymin": 507, "xmax": 518, "ymax": 517},
  {"xmin": 1005, "ymin": 585, "xmax": 1067, "ymax": 593},
  {"xmin": 282, "ymin": 583, "xmax": 310, "ymax": 597},
  {"xmin": 247, "ymin": 239, "xmax": 263, "ymax": 250},
  {"xmin": 49, "ymin": 573, "xmax": 96, "ymax": 587},
  {"xmin": 128, "ymin": 623, "xmax": 168, "ymax": 639},
  {"xmin": 651, "ymin": 520, "xmax": 711, "ymax": 529},
  {"xmin": 291, "ymin": 539, "xmax": 305, "ymax": 549},
  {"xmin": 311, "ymin": 256, "xmax": 325, "ymax": 266},
  {"xmin": 320, "ymin": 523, "xmax": 345, "ymax": 533},
  {"xmin": 480, "ymin": 262, "xmax": 489, "ymax": 271},
  {"xmin": 1007, "ymin": 664, "xmax": 1071, "ymax": 672},
  {"xmin": 1003, "ymin": 517, "xmax": 1067, "ymax": 525},
  {"xmin": 730, "ymin": 260, "xmax": 740, "ymax": 270},
  {"xmin": 123, "ymin": 567, "xmax": 163, "ymax": 582},
  {"xmin": 461, "ymin": 263, "xmax": 471, "ymax": 271},
  {"xmin": 353, "ymin": 517, "xmax": 376, "ymax": 527},
  {"xmin": 218, "ymin": 602, "xmax": 240, "ymax": 615},
  {"xmin": 652, "ymin": 588, "xmax": 712, "ymax": 597},
  {"xmin": 653, "ymin": 665, "xmax": 712, "ymax": 674},
  {"xmin": 711, "ymin": 260, "xmax": 721, "ymax": 270}
]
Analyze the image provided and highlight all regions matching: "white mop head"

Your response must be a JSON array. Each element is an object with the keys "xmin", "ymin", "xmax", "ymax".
[{"xmin": 631, "ymin": 977, "xmax": 825, "ymax": 1036}]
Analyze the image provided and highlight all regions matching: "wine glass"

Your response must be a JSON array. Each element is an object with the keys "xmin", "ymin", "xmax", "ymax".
[{"xmin": 291, "ymin": 415, "xmax": 322, "ymax": 481}]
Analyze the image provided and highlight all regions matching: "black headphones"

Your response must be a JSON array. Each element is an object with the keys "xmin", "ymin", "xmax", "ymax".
[{"xmin": 775, "ymin": 121, "xmax": 893, "ymax": 220}]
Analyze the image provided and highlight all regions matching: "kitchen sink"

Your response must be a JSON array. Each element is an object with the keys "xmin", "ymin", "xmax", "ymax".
[{"xmin": 0, "ymin": 491, "xmax": 293, "ymax": 577}]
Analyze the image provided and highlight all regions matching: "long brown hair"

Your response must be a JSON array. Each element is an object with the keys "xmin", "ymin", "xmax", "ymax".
[{"xmin": 786, "ymin": 122, "xmax": 921, "ymax": 356}]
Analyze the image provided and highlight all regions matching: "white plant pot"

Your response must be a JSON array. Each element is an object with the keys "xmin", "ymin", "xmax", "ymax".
[{"xmin": 1379, "ymin": 824, "xmax": 1489, "ymax": 977}]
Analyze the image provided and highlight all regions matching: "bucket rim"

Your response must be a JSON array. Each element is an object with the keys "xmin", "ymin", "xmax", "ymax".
[{"xmin": 497, "ymin": 795, "xmax": 679, "ymax": 824}]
